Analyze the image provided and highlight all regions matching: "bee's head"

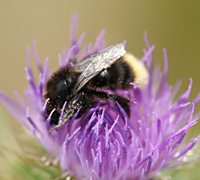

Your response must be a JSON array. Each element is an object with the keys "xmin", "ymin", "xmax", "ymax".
[
  {"xmin": 48, "ymin": 93, "xmax": 83, "ymax": 133},
  {"xmin": 43, "ymin": 67, "xmax": 80, "ymax": 107}
]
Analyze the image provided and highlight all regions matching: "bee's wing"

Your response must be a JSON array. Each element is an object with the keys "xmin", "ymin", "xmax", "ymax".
[
  {"xmin": 72, "ymin": 43, "xmax": 126, "ymax": 94},
  {"xmin": 73, "ymin": 56, "xmax": 93, "ymax": 72}
]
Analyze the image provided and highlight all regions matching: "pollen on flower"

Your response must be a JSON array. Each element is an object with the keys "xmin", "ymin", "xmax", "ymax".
[{"xmin": 0, "ymin": 14, "xmax": 200, "ymax": 180}]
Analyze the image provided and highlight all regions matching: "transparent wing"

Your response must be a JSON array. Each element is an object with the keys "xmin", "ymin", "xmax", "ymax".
[
  {"xmin": 73, "ymin": 56, "xmax": 93, "ymax": 72},
  {"xmin": 72, "ymin": 43, "xmax": 126, "ymax": 94}
]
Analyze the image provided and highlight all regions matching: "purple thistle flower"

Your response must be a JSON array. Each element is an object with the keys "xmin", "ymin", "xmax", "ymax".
[{"xmin": 1, "ymin": 14, "xmax": 200, "ymax": 180}]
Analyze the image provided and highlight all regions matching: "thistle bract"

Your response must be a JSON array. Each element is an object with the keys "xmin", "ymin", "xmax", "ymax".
[{"xmin": 0, "ymin": 15, "xmax": 200, "ymax": 180}]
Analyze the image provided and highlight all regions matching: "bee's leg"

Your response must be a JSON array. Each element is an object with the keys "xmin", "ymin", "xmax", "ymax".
[
  {"xmin": 106, "ymin": 92, "xmax": 134, "ymax": 117},
  {"xmin": 91, "ymin": 91, "xmax": 134, "ymax": 116},
  {"xmin": 91, "ymin": 90, "xmax": 132, "ymax": 102},
  {"xmin": 107, "ymin": 92, "xmax": 133, "ymax": 103}
]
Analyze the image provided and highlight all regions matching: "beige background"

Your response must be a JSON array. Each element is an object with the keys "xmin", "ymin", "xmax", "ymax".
[
  {"xmin": 0, "ymin": 1, "xmax": 200, "ymax": 98},
  {"xmin": 0, "ymin": 0, "xmax": 200, "ymax": 177}
]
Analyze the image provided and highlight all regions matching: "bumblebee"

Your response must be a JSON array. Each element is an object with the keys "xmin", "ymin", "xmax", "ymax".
[{"xmin": 43, "ymin": 44, "xmax": 149, "ymax": 133}]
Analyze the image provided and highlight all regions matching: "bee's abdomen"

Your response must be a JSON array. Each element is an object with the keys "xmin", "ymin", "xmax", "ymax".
[
  {"xmin": 108, "ymin": 58, "xmax": 134, "ymax": 89},
  {"xmin": 87, "ymin": 57, "xmax": 134, "ymax": 90}
]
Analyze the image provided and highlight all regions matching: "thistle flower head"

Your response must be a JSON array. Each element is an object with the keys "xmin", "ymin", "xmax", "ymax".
[{"xmin": 1, "ymin": 14, "xmax": 200, "ymax": 180}]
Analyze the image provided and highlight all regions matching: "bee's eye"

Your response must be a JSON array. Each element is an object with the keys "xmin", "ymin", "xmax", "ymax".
[{"xmin": 56, "ymin": 80, "xmax": 68, "ymax": 92}]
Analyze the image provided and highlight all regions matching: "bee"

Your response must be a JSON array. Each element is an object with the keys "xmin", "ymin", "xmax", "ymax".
[{"xmin": 43, "ymin": 44, "xmax": 149, "ymax": 133}]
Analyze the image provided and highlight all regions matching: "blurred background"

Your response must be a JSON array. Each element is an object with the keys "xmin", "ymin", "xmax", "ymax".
[{"xmin": 0, "ymin": 0, "xmax": 200, "ymax": 179}]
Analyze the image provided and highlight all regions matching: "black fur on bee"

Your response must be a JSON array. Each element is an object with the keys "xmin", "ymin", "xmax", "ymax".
[{"xmin": 43, "ymin": 44, "xmax": 135, "ymax": 133}]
